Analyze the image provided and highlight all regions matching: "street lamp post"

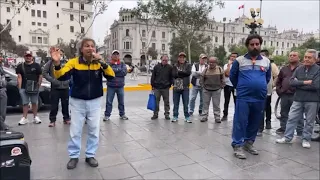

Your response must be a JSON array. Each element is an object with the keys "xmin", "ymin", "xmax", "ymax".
[
  {"xmin": 222, "ymin": 17, "xmax": 226, "ymax": 48},
  {"xmin": 244, "ymin": 8, "xmax": 264, "ymax": 34}
]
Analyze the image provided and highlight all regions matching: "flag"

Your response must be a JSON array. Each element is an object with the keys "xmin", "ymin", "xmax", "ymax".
[{"xmin": 238, "ymin": 4, "xmax": 244, "ymax": 9}]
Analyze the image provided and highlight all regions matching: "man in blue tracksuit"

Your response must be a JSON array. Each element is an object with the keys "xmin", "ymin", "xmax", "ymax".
[
  {"xmin": 230, "ymin": 34, "xmax": 271, "ymax": 159},
  {"xmin": 103, "ymin": 50, "xmax": 128, "ymax": 121}
]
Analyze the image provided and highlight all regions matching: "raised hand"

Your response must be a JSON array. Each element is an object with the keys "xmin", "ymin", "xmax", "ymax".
[{"xmin": 50, "ymin": 47, "xmax": 61, "ymax": 63}]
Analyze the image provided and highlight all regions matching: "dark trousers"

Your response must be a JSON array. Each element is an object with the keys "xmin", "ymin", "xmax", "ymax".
[
  {"xmin": 231, "ymin": 100, "xmax": 265, "ymax": 147},
  {"xmin": 105, "ymin": 87, "xmax": 125, "ymax": 117},
  {"xmin": 223, "ymin": 85, "xmax": 236, "ymax": 116},
  {"xmin": 154, "ymin": 88, "xmax": 170, "ymax": 116},
  {"xmin": 173, "ymin": 89, "xmax": 189, "ymax": 118},
  {"xmin": 259, "ymin": 95, "xmax": 272, "ymax": 131},
  {"xmin": 49, "ymin": 89, "xmax": 70, "ymax": 123},
  {"xmin": 280, "ymin": 94, "xmax": 294, "ymax": 130}
]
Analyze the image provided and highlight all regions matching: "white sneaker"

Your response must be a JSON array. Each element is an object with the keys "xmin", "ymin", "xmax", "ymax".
[
  {"xmin": 33, "ymin": 116, "xmax": 42, "ymax": 124},
  {"xmin": 18, "ymin": 117, "xmax": 29, "ymax": 125},
  {"xmin": 276, "ymin": 137, "xmax": 292, "ymax": 144},
  {"xmin": 302, "ymin": 140, "xmax": 311, "ymax": 148}
]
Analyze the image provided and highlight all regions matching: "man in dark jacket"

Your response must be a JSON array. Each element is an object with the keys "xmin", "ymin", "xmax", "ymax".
[
  {"xmin": 150, "ymin": 55, "xmax": 172, "ymax": 120},
  {"xmin": 275, "ymin": 51, "xmax": 303, "ymax": 135},
  {"xmin": 172, "ymin": 52, "xmax": 192, "ymax": 123},
  {"xmin": 103, "ymin": 50, "xmax": 128, "ymax": 121},
  {"xmin": 43, "ymin": 56, "xmax": 71, "ymax": 127},
  {"xmin": 276, "ymin": 49, "xmax": 320, "ymax": 149}
]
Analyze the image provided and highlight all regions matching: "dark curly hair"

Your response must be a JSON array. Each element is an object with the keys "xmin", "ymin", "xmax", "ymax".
[{"xmin": 245, "ymin": 34, "xmax": 263, "ymax": 47}]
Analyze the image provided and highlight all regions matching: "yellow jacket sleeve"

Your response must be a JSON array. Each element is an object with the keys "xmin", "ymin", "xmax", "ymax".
[
  {"xmin": 103, "ymin": 65, "xmax": 115, "ymax": 77},
  {"xmin": 53, "ymin": 58, "xmax": 76, "ymax": 79}
]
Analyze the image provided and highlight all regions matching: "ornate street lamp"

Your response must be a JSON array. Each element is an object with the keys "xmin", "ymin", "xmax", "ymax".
[{"xmin": 244, "ymin": 8, "xmax": 264, "ymax": 34}]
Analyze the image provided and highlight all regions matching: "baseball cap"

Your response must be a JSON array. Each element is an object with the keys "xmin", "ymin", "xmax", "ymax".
[
  {"xmin": 199, "ymin": 54, "xmax": 207, "ymax": 59},
  {"xmin": 112, "ymin": 50, "xmax": 119, "ymax": 54},
  {"xmin": 178, "ymin": 52, "xmax": 186, "ymax": 57},
  {"xmin": 24, "ymin": 51, "xmax": 32, "ymax": 56}
]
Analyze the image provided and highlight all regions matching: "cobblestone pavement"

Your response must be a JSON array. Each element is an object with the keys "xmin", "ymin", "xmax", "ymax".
[{"xmin": 4, "ymin": 92, "xmax": 319, "ymax": 180}]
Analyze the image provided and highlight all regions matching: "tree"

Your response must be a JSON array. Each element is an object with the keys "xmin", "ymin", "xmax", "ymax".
[
  {"xmin": 147, "ymin": 47, "xmax": 158, "ymax": 60},
  {"xmin": 132, "ymin": 0, "xmax": 158, "ymax": 65},
  {"xmin": 213, "ymin": 45, "xmax": 227, "ymax": 65},
  {"xmin": 169, "ymin": 34, "xmax": 210, "ymax": 64},
  {"xmin": 291, "ymin": 37, "xmax": 320, "ymax": 59},
  {"xmin": 14, "ymin": 45, "xmax": 29, "ymax": 57},
  {"xmin": 228, "ymin": 44, "xmax": 247, "ymax": 55},
  {"xmin": 0, "ymin": 0, "xmax": 35, "ymax": 35},
  {"xmin": 74, "ymin": 0, "xmax": 112, "ymax": 40},
  {"xmin": 56, "ymin": 43, "xmax": 73, "ymax": 59},
  {"xmin": 272, "ymin": 55, "xmax": 287, "ymax": 66},
  {"xmin": 36, "ymin": 49, "xmax": 47, "ymax": 61},
  {"xmin": 0, "ymin": 24, "xmax": 16, "ymax": 51},
  {"xmin": 151, "ymin": 0, "xmax": 224, "ymax": 63}
]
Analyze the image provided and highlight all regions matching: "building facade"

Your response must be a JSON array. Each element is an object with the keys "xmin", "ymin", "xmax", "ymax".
[
  {"xmin": 108, "ymin": 8, "xmax": 314, "ymax": 65},
  {"xmin": 0, "ymin": 0, "xmax": 93, "ymax": 56}
]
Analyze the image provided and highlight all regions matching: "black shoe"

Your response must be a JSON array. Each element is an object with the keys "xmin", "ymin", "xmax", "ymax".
[
  {"xmin": 189, "ymin": 112, "xmax": 193, "ymax": 116},
  {"xmin": 276, "ymin": 128, "xmax": 285, "ymax": 134},
  {"xmin": 199, "ymin": 110, "xmax": 202, "ymax": 115},
  {"xmin": 265, "ymin": 122, "xmax": 271, "ymax": 129},
  {"xmin": 221, "ymin": 116, "xmax": 228, "ymax": 121},
  {"xmin": 67, "ymin": 158, "xmax": 79, "ymax": 169},
  {"xmin": 151, "ymin": 115, "xmax": 158, "ymax": 120},
  {"xmin": 85, "ymin": 157, "xmax": 98, "ymax": 167},
  {"xmin": 165, "ymin": 115, "xmax": 170, "ymax": 120}
]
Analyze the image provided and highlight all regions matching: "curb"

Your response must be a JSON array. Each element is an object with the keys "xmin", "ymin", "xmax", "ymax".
[{"xmin": 103, "ymin": 84, "xmax": 193, "ymax": 92}]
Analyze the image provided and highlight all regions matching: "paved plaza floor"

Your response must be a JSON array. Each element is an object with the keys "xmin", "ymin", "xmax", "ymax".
[{"xmin": 4, "ymin": 92, "xmax": 320, "ymax": 180}]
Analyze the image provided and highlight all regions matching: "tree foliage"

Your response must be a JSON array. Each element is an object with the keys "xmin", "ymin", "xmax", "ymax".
[
  {"xmin": 228, "ymin": 44, "xmax": 247, "ymax": 56},
  {"xmin": 272, "ymin": 55, "xmax": 287, "ymax": 66},
  {"xmin": 169, "ymin": 34, "xmax": 211, "ymax": 63},
  {"xmin": 36, "ymin": 49, "xmax": 47, "ymax": 61},
  {"xmin": 213, "ymin": 45, "xmax": 227, "ymax": 65},
  {"xmin": 0, "ymin": 24, "xmax": 16, "ymax": 51},
  {"xmin": 147, "ymin": 47, "xmax": 158, "ymax": 60},
  {"xmin": 56, "ymin": 43, "xmax": 74, "ymax": 59},
  {"xmin": 291, "ymin": 37, "xmax": 320, "ymax": 60},
  {"xmin": 150, "ymin": 0, "xmax": 224, "ymax": 63},
  {"xmin": 14, "ymin": 45, "xmax": 29, "ymax": 57}
]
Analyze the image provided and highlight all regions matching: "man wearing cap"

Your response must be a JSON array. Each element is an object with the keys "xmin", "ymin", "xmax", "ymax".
[
  {"xmin": 189, "ymin": 54, "xmax": 207, "ymax": 116},
  {"xmin": 103, "ymin": 50, "xmax": 129, "ymax": 121},
  {"xmin": 16, "ymin": 51, "xmax": 43, "ymax": 125},
  {"xmin": 0, "ymin": 55, "xmax": 9, "ymax": 130},
  {"xmin": 172, "ymin": 52, "xmax": 192, "ymax": 123}
]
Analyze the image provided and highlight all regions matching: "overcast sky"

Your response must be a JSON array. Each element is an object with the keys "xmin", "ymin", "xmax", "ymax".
[{"xmin": 92, "ymin": 0, "xmax": 320, "ymax": 45}]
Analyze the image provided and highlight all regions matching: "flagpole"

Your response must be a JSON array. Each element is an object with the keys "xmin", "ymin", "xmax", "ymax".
[
  {"xmin": 242, "ymin": 4, "xmax": 245, "ymax": 16},
  {"xmin": 259, "ymin": 0, "xmax": 262, "ymax": 34}
]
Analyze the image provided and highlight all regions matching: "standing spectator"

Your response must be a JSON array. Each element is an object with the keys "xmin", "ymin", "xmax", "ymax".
[
  {"xmin": 257, "ymin": 49, "xmax": 279, "ymax": 136},
  {"xmin": 275, "ymin": 51, "xmax": 304, "ymax": 135},
  {"xmin": 0, "ymin": 56, "xmax": 8, "ymax": 130},
  {"xmin": 150, "ymin": 55, "xmax": 172, "ymax": 120},
  {"xmin": 221, "ymin": 52, "xmax": 238, "ymax": 121},
  {"xmin": 229, "ymin": 34, "xmax": 271, "ymax": 159},
  {"xmin": 16, "ymin": 51, "xmax": 42, "ymax": 125},
  {"xmin": 103, "ymin": 50, "xmax": 129, "ymax": 121},
  {"xmin": 189, "ymin": 54, "xmax": 207, "ymax": 116},
  {"xmin": 172, "ymin": 52, "xmax": 192, "ymax": 123},
  {"xmin": 199, "ymin": 57, "xmax": 225, "ymax": 123},
  {"xmin": 276, "ymin": 49, "xmax": 320, "ymax": 148},
  {"xmin": 50, "ymin": 38, "xmax": 115, "ymax": 169},
  {"xmin": 43, "ymin": 56, "xmax": 71, "ymax": 127}
]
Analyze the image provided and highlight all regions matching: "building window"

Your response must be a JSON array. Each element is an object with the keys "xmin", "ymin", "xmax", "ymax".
[
  {"xmin": 142, "ymin": 30, "xmax": 146, "ymax": 37},
  {"xmin": 43, "ymin": 37, "xmax": 48, "ymax": 44},
  {"xmin": 18, "ymin": 20, "xmax": 21, "ymax": 26},
  {"xmin": 43, "ymin": 11, "xmax": 47, "ymax": 18},
  {"xmin": 31, "ymin": 10, "xmax": 35, "ymax": 17},
  {"xmin": 37, "ymin": 22, "xmax": 41, "ymax": 26},
  {"xmin": 271, "ymin": 41, "xmax": 273, "ymax": 46},
  {"xmin": 70, "ymin": 26, "xmax": 74, "ymax": 33},
  {"xmin": 57, "ymin": 13, "xmax": 59, "ymax": 18},
  {"xmin": 282, "ymin": 42, "xmax": 284, "ymax": 48},
  {"xmin": 287, "ymin": 43, "xmax": 289, "ymax": 48},
  {"xmin": 70, "ymin": 14, "xmax": 74, "ymax": 21},
  {"xmin": 162, "ymin": 32, "xmax": 165, "ymax": 39},
  {"xmin": 32, "ymin": 22, "xmax": 35, "ymax": 25},
  {"xmin": 57, "ymin": 24, "xmax": 59, "ymax": 29},
  {"xmin": 81, "ymin": 3, "xmax": 84, "ymax": 10},
  {"xmin": 81, "ymin": 16, "xmax": 85, "ymax": 22},
  {"xmin": 232, "ymin": 27, "xmax": 235, "ymax": 31},
  {"xmin": 6, "ymin": 7, "xmax": 10, "ymax": 12},
  {"xmin": 42, "ymin": 0, "xmax": 46, "ymax": 5},
  {"xmin": 43, "ymin": 23, "xmax": 47, "ymax": 27},
  {"xmin": 162, "ymin": 44, "xmax": 165, "ymax": 50},
  {"xmin": 264, "ymin": 41, "xmax": 266, "ymax": 45},
  {"xmin": 142, "ymin": 42, "xmax": 146, "ymax": 48},
  {"xmin": 231, "ymin": 38, "xmax": 234, "ymax": 44},
  {"xmin": 37, "ymin": 10, "xmax": 41, "ymax": 17},
  {"xmin": 215, "ymin": 37, "xmax": 218, "ymax": 43},
  {"xmin": 123, "ymin": 42, "xmax": 131, "ymax": 49},
  {"xmin": 37, "ymin": 37, "xmax": 42, "ymax": 43},
  {"xmin": 125, "ymin": 29, "xmax": 129, "ymax": 36},
  {"xmin": 276, "ymin": 42, "xmax": 279, "ymax": 47},
  {"xmin": 56, "ymin": 2, "xmax": 59, "ymax": 7},
  {"xmin": 18, "ymin": 36, "xmax": 21, "ymax": 42},
  {"xmin": 70, "ymin": 2, "xmax": 73, "ymax": 8},
  {"xmin": 276, "ymin": 51, "xmax": 278, "ymax": 55},
  {"xmin": 172, "ymin": 33, "xmax": 176, "ymax": 38},
  {"xmin": 152, "ymin": 43, "xmax": 156, "ymax": 49},
  {"xmin": 265, "ymin": 32, "xmax": 267, "ymax": 35},
  {"xmin": 6, "ymin": 19, "xmax": 10, "ymax": 24},
  {"xmin": 81, "ymin": 27, "xmax": 84, "ymax": 33},
  {"xmin": 152, "ymin": 31, "xmax": 155, "ymax": 38},
  {"xmin": 242, "ymin": 27, "xmax": 245, "ymax": 33},
  {"xmin": 32, "ymin": 36, "xmax": 36, "ymax": 43},
  {"xmin": 281, "ymin": 51, "xmax": 284, "ymax": 55},
  {"xmin": 37, "ymin": 0, "xmax": 40, "ymax": 4},
  {"xmin": 293, "ymin": 43, "xmax": 296, "ymax": 47}
]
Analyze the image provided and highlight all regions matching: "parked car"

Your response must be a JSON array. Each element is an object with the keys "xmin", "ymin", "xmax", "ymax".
[{"xmin": 3, "ymin": 67, "xmax": 51, "ymax": 111}]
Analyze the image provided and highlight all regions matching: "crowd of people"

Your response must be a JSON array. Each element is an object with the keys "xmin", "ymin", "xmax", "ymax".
[{"xmin": 0, "ymin": 34, "xmax": 319, "ymax": 168}]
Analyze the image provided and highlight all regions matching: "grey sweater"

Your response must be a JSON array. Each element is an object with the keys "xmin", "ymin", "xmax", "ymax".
[
  {"xmin": 289, "ymin": 64, "xmax": 320, "ymax": 102},
  {"xmin": 43, "ymin": 60, "xmax": 70, "ymax": 89}
]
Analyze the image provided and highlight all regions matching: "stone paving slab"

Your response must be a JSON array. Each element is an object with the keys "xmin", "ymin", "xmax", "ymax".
[{"xmin": 3, "ymin": 92, "xmax": 320, "ymax": 180}]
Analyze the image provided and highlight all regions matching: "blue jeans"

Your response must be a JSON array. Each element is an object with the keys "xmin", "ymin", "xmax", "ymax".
[
  {"xmin": 231, "ymin": 100, "xmax": 265, "ymax": 147},
  {"xmin": 104, "ymin": 87, "xmax": 125, "ymax": 117},
  {"xmin": 68, "ymin": 97, "xmax": 102, "ymax": 158},
  {"xmin": 173, "ymin": 89, "xmax": 190, "ymax": 118},
  {"xmin": 284, "ymin": 101, "xmax": 319, "ymax": 142},
  {"xmin": 189, "ymin": 86, "xmax": 203, "ymax": 113}
]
